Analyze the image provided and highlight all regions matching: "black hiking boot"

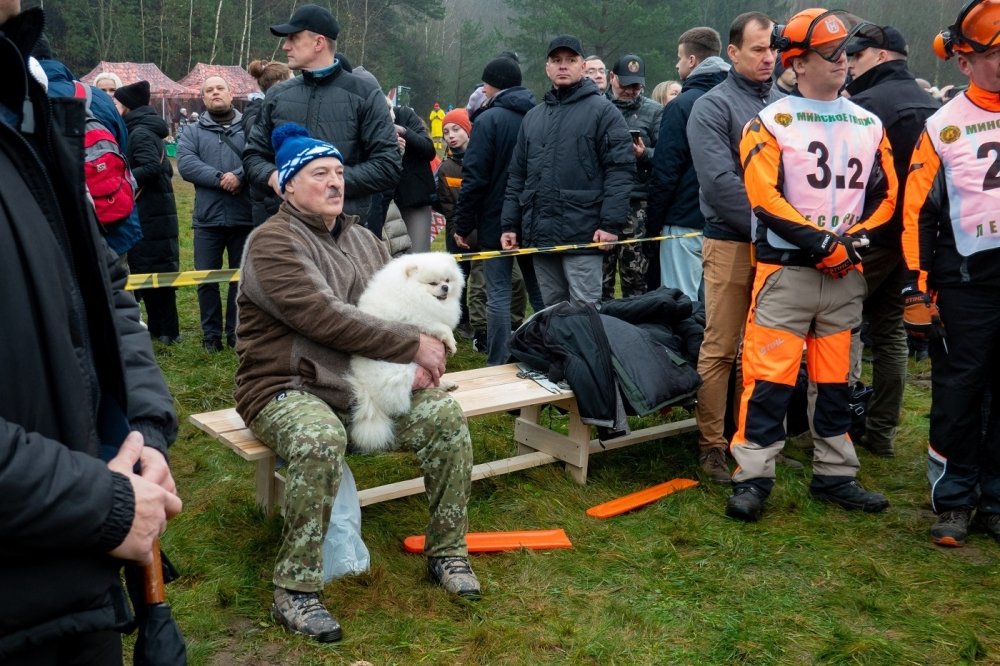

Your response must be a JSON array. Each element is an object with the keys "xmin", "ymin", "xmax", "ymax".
[
  {"xmin": 975, "ymin": 512, "xmax": 1000, "ymax": 543},
  {"xmin": 931, "ymin": 510, "xmax": 972, "ymax": 547},
  {"xmin": 810, "ymin": 479, "xmax": 889, "ymax": 513}
]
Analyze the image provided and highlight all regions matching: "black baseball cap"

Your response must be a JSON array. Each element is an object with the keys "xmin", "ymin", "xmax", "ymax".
[
  {"xmin": 547, "ymin": 34, "xmax": 584, "ymax": 58},
  {"xmin": 271, "ymin": 4, "xmax": 340, "ymax": 40},
  {"xmin": 612, "ymin": 54, "xmax": 645, "ymax": 86},
  {"xmin": 846, "ymin": 25, "xmax": 908, "ymax": 56}
]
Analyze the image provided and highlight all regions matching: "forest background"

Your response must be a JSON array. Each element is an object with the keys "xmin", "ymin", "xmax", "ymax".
[{"xmin": 31, "ymin": 0, "xmax": 970, "ymax": 114}]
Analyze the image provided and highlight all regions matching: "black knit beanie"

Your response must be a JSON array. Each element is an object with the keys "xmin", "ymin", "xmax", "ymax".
[
  {"xmin": 114, "ymin": 80, "xmax": 151, "ymax": 110},
  {"xmin": 481, "ymin": 57, "xmax": 521, "ymax": 90}
]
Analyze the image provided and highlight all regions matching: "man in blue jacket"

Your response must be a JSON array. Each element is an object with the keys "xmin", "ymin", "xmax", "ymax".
[
  {"xmin": 501, "ymin": 34, "xmax": 635, "ymax": 307},
  {"xmin": 646, "ymin": 27, "xmax": 729, "ymax": 302},
  {"xmin": 452, "ymin": 56, "xmax": 537, "ymax": 365},
  {"xmin": 178, "ymin": 75, "xmax": 254, "ymax": 352}
]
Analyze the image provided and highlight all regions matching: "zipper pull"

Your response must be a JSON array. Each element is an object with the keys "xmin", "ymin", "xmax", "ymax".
[{"xmin": 21, "ymin": 97, "xmax": 34, "ymax": 134}]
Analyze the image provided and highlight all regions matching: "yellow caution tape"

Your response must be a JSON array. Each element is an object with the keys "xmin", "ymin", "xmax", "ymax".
[{"xmin": 125, "ymin": 231, "xmax": 703, "ymax": 290}]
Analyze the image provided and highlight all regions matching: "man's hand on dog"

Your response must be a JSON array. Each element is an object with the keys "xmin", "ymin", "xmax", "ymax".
[{"xmin": 415, "ymin": 333, "xmax": 447, "ymax": 385}]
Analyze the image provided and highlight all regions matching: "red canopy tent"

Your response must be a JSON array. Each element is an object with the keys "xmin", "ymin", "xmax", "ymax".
[
  {"xmin": 176, "ymin": 63, "xmax": 259, "ymax": 98},
  {"xmin": 81, "ymin": 62, "xmax": 186, "ymax": 127}
]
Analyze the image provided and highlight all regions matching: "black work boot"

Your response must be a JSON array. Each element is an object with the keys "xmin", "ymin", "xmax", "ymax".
[
  {"xmin": 975, "ymin": 512, "xmax": 1000, "ymax": 543},
  {"xmin": 810, "ymin": 478, "xmax": 889, "ymax": 513},
  {"xmin": 932, "ymin": 510, "xmax": 972, "ymax": 547},
  {"xmin": 726, "ymin": 485, "xmax": 766, "ymax": 522}
]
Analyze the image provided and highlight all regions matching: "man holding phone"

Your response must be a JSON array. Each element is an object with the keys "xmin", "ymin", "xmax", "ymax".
[{"xmin": 604, "ymin": 53, "xmax": 663, "ymax": 299}]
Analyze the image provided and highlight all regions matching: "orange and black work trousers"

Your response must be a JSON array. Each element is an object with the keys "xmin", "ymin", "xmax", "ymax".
[{"xmin": 731, "ymin": 264, "xmax": 864, "ymax": 495}]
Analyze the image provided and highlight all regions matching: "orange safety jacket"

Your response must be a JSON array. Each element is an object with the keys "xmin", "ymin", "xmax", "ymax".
[
  {"xmin": 902, "ymin": 82, "xmax": 1000, "ymax": 291},
  {"xmin": 740, "ymin": 95, "xmax": 897, "ymax": 266}
]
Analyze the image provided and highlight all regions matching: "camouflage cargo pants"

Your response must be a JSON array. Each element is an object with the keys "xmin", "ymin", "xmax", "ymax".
[
  {"xmin": 250, "ymin": 388, "xmax": 473, "ymax": 592},
  {"xmin": 602, "ymin": 201, "xmax": 648, "ymax": 301}
]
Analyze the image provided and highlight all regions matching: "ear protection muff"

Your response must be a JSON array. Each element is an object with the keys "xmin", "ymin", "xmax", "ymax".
[
  {"xmin": 771, "ymin": 23, "xmax": 790, "ymax": 51},
  {"xmin": 934, "ymin": 29, "xmax": 956, "ymax": 60}
]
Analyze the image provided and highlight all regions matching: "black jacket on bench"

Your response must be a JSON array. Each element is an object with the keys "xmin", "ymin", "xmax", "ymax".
[{"xmin": 511, "ymin": 289, "xmax": 703, "ymax": 431}]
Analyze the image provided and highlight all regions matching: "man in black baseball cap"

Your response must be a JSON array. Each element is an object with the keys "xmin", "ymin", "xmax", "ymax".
[
  {"xmin": 270, "ymin": 4, "xmax": 340, "ymax": 40},
  {"xmin": 500, "ymin": 32, "xmax": 635, "ymax": 307},
  {"xmin": 844, "ymin": 22, "xmax": 938, "ymax": 461},
  {"xmin": 244, "ymin": 3, "xmax": 401, "ymax": 246},
  {"xmin": 611, "ymin": 54, "xmax": 646, "ymax": 87}
]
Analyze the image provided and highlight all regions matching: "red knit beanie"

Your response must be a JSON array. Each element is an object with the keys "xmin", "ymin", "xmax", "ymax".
[{"xmin": 441, "ymin": 108, "xmax": 471, "ymax": 136}]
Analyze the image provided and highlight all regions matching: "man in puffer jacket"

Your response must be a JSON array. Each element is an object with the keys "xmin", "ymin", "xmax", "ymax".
[
  {"xmin": 243, "ymin": 4, "xmax": 401, "ymax": 228},
  {"xmin": 501, "ymin": 34, "xmax": 635, "ymax": 307}
]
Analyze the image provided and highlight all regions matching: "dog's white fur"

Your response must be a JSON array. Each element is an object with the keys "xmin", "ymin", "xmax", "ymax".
[{"xmin": 347, "ymin": 252, "xmax": 464, "ymax": 452}]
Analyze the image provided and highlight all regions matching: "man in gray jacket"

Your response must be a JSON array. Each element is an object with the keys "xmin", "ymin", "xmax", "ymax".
[
  {"xmin": 501, "ymin": 34, "xmax": 635, "ymax": 306},
  {"xmin": 646, "ymin": 27, "xmax": 729, "ymax": 302},
  {"xmin": 687, "ymin": 12, "xmax": 785, "ymax": 482},
  {"xmin": 177, "ymin": 75, "xmax": 253, "ymax": 352},
  {"xmin": 242, "ymin": 4, "xmax": 401, "ymax": 227}
]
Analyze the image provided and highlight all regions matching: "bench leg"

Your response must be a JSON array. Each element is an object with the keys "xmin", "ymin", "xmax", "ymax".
[
  {"xmin": 255, "ymin": 457, "xmax": 277, "ymax": 516},
  {"xmin": 516, "ymin": 404, "xmax": 541, "ymax": 456},
  {"xmin": 564, "ymin": 409, "xmax": 590, "ymax": 484}
]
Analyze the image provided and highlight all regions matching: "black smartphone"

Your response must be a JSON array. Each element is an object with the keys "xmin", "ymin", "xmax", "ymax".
[{"xmin": 629, "ymin": 129, "xmax": 641, "ymax": 143}]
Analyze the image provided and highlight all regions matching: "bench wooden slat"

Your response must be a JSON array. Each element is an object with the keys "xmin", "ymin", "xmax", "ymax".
[{"xmin": 188, "ymin": 363, "xmax": 694, "ymax": 514}]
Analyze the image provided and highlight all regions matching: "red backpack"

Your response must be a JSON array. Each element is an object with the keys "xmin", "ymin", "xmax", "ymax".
[{"xmin": 73, "ymin": 82, "xmax": 136, "ymax": 225}]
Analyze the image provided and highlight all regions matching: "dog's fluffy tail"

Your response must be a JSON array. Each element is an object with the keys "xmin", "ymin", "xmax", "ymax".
[{"xmin": 348, "ymin": 377, "xmax": 396, "ymax": 452}]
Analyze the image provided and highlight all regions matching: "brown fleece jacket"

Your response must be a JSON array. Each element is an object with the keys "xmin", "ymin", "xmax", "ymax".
[{"xmin": 234, "ymin": 202, "xmax": 420, "ymax": 424}]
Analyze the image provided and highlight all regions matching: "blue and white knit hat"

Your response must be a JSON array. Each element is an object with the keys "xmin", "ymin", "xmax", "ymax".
[{"xmin": 272, "ymin": 123, "xmax": 344, "ymax": 193}]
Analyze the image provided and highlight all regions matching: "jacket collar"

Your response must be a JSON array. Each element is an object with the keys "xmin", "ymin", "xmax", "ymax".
[
  {"xmin": 0, "ymin": 7, "xmax": 45, "ymax": 129},
  {"xmin": 545, "ymin": 77, "xmax": 596, "ymax": 105},
  {"xmin": 727, "ymin": 68, "xmax": 776, "ymax": 98},
  {"xmin": 0, "ymin": 7, "xmax": 44, "ymax": 58},
  {"xmin": 845, "ymin": 59, "xmax": 914, "ymax": 97},
  {"xmin": 282, "ymin": 201, "xmax": 358, "ymax": 237},
  {"xmin": 302, "ymin": 59, "xmax": 342, "ymax": 84}
]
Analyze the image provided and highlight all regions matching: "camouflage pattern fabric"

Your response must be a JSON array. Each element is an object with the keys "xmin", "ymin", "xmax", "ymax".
[
  {"xmin": 250, "ymin": 388, "xmax": 473, "ymax": 592},
  {"xmin": 602, "ymin": 202, "xmax": 648, "ymax": 300}
]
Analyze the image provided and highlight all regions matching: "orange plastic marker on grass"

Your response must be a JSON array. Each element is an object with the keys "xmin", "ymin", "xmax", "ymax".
[
  {"xmin": 586, "ymin": 478, "xmax": 699, "ymax": 519},
  {"xmin": 403, "ymin": 529, "xmax": 572, "ymax": 554}
]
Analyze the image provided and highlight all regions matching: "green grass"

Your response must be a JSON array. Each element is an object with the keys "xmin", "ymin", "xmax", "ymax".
[{"xmin": 147, "ymin": 171, "xmax": 1000, "ymax": 665}]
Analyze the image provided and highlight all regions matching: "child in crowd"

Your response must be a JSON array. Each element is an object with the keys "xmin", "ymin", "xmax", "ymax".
[{"xmin": 434, "ymin": 108, "xmax": 480, "ymax": 341}]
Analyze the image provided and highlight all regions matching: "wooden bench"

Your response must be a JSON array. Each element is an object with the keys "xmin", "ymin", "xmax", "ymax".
[{"xmin": 190, "ymin": 363, "xmax": 697, "ymax": 515}]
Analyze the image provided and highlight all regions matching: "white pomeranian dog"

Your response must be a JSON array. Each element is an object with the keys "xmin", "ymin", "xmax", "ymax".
[{"xmin": 347, "ymin": 252, "xmax": 465, "ymax": 452}]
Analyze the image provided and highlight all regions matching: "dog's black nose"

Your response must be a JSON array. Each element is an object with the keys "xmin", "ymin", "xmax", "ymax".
[{"xmin": 441, "ymin": 284, "xmax": 449, "ymax": 293}]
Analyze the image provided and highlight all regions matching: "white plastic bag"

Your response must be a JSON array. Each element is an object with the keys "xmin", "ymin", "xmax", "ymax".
[{"xmin": 321, "ymin": 463, "xmax": 370, "ymax": 582}]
